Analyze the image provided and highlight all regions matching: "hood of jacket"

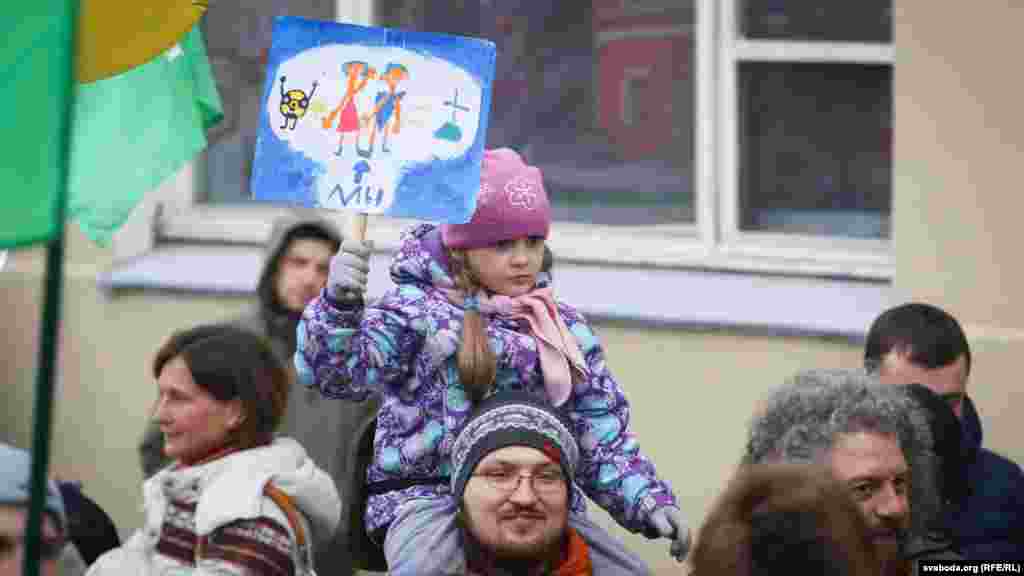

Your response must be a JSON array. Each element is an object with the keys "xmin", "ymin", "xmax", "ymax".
[
  {"xmin": 253, "ymin": 215, "xmax": 342, "ymax": 345},
  {"xmin": 145, "ymin": 437, "xmax": 341, "ymax": 544},
  {"xmin": 960, "ymin": 395, "xmax": 983, "ymax": 462},
  {"xmin": 389, "ymin": 223, "xmax": 552, "ymax": 293}
]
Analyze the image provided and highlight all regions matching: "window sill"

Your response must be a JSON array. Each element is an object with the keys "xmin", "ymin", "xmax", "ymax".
[
  {"xmin": 157, "ymin": 207, "xmax": 894, "ymax": 279},
  {"xmin": 98, "ymin": 242, "xmax": 894, "ymax": 341}
]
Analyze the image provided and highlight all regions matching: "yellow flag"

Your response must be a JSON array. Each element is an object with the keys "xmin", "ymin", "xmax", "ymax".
[{"xmin": 77, "ymin": 0, "xmax": 207, "ymax": 83}]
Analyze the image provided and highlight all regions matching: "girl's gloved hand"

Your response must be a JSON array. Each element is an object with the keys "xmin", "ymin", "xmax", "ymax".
[
  {"xmin": 328, "ymin": 239, "xmax": 373, "ymax": 299},
  {"xmin": 648, "ymin": 506, "xmax": 692, "ymax": 562}
]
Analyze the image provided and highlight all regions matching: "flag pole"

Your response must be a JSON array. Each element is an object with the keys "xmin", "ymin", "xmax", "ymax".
[
  {"xmin": 22, "ymin": 190, "xmax": 67, "ymax": 576},
  {"xmin": 23, "ymin": 1, "xmax": 76, "ymax": 574}
]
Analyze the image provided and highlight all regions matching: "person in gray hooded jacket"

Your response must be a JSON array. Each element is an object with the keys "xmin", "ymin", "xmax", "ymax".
[{"xmin": 138, "ymin": 215, "xmax": 378, "ymax": 575}]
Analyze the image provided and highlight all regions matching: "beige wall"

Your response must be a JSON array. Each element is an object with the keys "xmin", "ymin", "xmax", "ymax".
[
  {"xmin": 582, "ymin": 325, "xmax": 860, "ymax": 574},
  {"xmin": 894, "ymin": 0, "xmax": 1024, "ymax": 463},
  {"xmin": 1, "ymin": 228, "xmax": 249, "ymax": 539}
]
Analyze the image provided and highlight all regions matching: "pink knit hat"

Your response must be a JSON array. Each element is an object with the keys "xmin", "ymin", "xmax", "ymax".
[{"xmin": 441, "ymin": 148, "xmax": 551, "ymax": 249}]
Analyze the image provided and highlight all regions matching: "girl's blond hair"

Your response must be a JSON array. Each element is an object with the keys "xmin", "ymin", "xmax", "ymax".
[{"xmin": 447, "ymin": 249, "xmax": 496, "ymax": 404}]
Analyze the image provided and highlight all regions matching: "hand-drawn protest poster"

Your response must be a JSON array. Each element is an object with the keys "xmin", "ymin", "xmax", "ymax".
[{"xmin": 251, "ymin": 17, "xmax": 495, "ymax": 223}]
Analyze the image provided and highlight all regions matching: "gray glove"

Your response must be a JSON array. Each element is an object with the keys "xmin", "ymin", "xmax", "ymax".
[
  {"xmin": 648, "ymin": 506, "xmax": 692, "ymax": 562},
  {"xmin": 328, "ymin": 239, "xmax": 372, "ymax": 299}
]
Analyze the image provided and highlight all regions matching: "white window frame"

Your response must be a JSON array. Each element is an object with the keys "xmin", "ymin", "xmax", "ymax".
[
  {"xmin": 121, "ymin": 0, "xmax": 894, "ymax": 280},
  {"xmin": 715, "ymin": 0, "xmax": 894, "ymax": 278}
]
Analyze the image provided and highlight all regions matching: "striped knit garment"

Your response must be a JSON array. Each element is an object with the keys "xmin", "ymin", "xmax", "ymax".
[{"xmin": 156, "ymin": 491, "xmax": 296, "ymax": 575}]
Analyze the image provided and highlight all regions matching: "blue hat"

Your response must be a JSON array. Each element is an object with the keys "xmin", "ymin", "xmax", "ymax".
[{"xmin": 0, "ymin": 443, "xmax": 66, "ymax": 532}]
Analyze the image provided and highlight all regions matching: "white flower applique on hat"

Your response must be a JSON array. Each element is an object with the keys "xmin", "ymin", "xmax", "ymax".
[{"xmin": 505, "ymin": 175, "xmax": 538, "ymax": 210}]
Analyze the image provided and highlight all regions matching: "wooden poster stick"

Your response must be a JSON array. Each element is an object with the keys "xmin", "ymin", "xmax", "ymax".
[{"xmin": 350, "ymin": 212, "xmax": 368, "ymax": 243}]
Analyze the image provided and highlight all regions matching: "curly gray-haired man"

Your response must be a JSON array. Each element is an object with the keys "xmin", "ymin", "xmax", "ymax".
[{"xmin": 744, "ymin": 369, "xmax": 959, "ymax": 576}]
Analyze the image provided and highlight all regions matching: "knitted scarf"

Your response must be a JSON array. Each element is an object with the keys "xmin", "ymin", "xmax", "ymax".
[{"xmin": 445, "ymin": 286, "xmax": 588, "ymax": 407}]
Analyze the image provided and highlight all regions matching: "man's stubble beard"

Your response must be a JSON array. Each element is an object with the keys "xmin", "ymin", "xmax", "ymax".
[
  {"xmin": 877, "ymin": 535, "xmax": 910, "ymax": 576},
  {"xmin": 880, "ymin": 549, "xmax": 910, "ymax": 576},
  {"xmin": 460, "ymin": 506, "xmax": 568, "ymax": 572}
]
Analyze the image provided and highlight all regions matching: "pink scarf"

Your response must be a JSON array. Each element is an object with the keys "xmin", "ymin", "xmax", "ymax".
[{"xmin": 445, "ymin": 286, "xmax": 588, "ymax": 406}]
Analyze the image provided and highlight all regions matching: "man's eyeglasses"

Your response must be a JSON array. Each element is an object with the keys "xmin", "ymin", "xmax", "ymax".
[{"xmin": 473, "ymin": 469, "xmax": 566, "ymax": 495}]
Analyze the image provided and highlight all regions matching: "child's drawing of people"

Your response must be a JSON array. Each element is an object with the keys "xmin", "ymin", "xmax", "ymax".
[
  {"xmin": 323, "ymin": 60, "xmax": 376, "ymax": 157},
  {"xmin": 358, "ymin": 63, "xmax": 408, "ymax": 158}
]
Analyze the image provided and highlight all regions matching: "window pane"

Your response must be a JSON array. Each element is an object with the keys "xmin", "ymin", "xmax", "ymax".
[
  {"xmin": 200, "ymin": 0, "xmax": 335, "ymax": 204},
  {"xmin": 742, "ymin": 0, "xmax": 892, "ymax": 44},
  {"xmin": 378, "ymin": 0, "xmax": 696, "ymax": 226},
  {"xmin": 738, "ymin": 63, "xmax": 891, "ymax": 239}
]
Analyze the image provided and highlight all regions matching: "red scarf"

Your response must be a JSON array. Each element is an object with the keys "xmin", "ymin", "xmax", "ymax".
[
  {"xmin": 173, "ymin": 445, "xmax": 239, "ymax": 470},
  {"xmin": 554, "ymin": 527, "xmax": 593, "ymax": 576}
]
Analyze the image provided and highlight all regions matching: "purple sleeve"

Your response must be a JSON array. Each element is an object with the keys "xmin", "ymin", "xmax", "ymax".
[
  {"xmin": 295, "ymin": 289, "xmax": 421, "ymax": 401},
  {"xmin": 561, "ymin": 305, "xmax": 679, "ymax": 533}
]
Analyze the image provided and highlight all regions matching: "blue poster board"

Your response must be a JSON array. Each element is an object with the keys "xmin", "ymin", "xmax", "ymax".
[{"xmin": 251, "ymin": 17, "xmax": 495, "ymax": 224}]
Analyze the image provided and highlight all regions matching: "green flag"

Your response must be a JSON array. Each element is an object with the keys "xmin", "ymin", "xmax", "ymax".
[
  {"xmin": 68, "ymin": 24, "xmax": 223, "ymax": 244},
  {"xmin": 0, "ymin": 7, "xmax": 75, "ymax": 248}
]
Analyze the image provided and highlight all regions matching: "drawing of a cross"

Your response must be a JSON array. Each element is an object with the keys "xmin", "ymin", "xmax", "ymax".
[{"xmin": 443, "ymin": 89, "xmax": 471, "ymax": 121}]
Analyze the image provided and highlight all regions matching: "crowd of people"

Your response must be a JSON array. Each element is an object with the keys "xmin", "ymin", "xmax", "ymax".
[{"xmin": 4, "ymin": 149, "xmax": 1023, "ymax": 575}]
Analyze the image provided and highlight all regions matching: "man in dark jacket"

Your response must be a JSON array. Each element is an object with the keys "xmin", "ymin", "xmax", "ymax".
[
  {"xmin": 866, "ymin": 303, "xmax": 1024, "ymax": 560},
  {"xmin": 139, "ymin": 215, "xmax": 379, "ymax": 575}
]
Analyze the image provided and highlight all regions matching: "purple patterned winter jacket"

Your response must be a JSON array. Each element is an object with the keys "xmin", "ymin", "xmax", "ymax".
[{"xmin": 296, "ymin": 224, "xmax": 677, "ymax": 534}]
